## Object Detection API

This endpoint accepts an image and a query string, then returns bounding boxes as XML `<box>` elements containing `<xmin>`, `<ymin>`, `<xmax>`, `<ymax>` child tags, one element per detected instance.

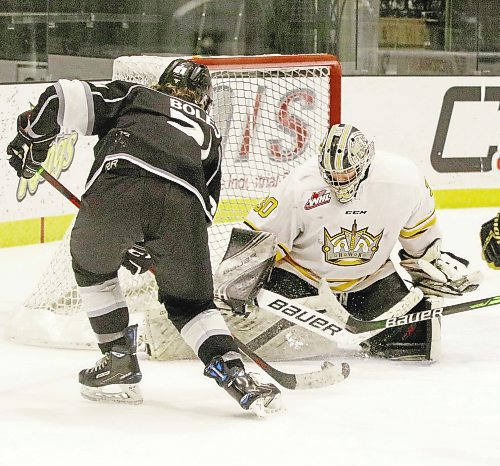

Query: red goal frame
<box><xmin>192</xmin><ymin>53</ymin><xmax>341</xmax><ymax>128</ymax></box>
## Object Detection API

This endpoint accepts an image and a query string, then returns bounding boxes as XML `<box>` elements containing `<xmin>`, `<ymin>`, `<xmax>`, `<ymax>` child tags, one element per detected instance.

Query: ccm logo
<box><xmin>386</xmin><ymin>308</ymin><xmax>443</xmax><ymax>328</ymax></box>
<box><xmin>345</xmin><ymin>210</ymin><xmax>367</xmax><ymax>214</ymax></box>
<box><xmin>267</xmin><ymin>299</ymin><xmax>342</xmax><ymax>336</ymax></box>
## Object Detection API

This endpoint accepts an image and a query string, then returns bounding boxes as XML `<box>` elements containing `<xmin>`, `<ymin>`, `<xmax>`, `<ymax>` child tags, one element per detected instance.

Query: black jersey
<box><xmin>28</xmin><ymin>79</ymin><xmax>222</xmax><ymax>223</ymax></box>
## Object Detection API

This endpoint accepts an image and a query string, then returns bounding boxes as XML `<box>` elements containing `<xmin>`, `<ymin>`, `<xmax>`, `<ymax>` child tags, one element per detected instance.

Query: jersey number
<box><xmin>253</xmin><ymin>196</ymin><xmax>278</xmax><ymax>218</ymax></box>
<box><xmin>168</xmin><ymin>98</ymin><xmax>219</xmax><ymax>160</ymax></box>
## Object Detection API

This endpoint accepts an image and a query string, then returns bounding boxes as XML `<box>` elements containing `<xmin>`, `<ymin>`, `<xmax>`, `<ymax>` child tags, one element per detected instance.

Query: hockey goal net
<box><xmin>6</xmin><ymin>54</ymin><xmax>341</xmax><ymax>351</ymax></box>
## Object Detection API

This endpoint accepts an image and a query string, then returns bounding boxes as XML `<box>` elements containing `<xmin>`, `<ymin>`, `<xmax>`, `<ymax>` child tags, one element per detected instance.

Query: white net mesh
<box><xmin>6</xmin><ymin>54</ymin><xmax>337</xmax><ymax>350</ymax></box>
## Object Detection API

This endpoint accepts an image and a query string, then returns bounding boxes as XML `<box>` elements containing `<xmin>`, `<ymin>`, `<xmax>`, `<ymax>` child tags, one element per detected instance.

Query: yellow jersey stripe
<box><xmin>400</xmin><ymin>213</ymin><xmax>437</xmax><ymax>239</ymax></box>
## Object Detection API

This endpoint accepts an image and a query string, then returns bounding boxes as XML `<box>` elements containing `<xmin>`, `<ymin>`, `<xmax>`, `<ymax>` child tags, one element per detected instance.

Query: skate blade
<box><xmin>80</xmin><ymin>383</ymin><xmax>143</xmax><ymax>405</ymax></box>
<box><xmin>250</xmin><ymin>393</ymin><xmax>284</xmax><ymax>417</ymax></box>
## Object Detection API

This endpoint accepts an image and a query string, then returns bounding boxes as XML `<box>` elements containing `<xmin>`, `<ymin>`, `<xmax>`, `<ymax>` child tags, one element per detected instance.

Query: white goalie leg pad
<box><xmin>141</xmin><ymin>303</ymin><xmax>339</xmax><ymax>362</ymax></box>
<box><xmin>141</xmin><ymin>311</ymin><xmax>196</xmax><ymax>360</ymax></box>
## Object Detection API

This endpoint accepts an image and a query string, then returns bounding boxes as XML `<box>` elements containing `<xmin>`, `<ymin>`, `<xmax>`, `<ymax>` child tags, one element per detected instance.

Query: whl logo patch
<box><xmin>304</xmin><ymin>189</ymin><xmax>331</xmax><ymax>210</ymax></box>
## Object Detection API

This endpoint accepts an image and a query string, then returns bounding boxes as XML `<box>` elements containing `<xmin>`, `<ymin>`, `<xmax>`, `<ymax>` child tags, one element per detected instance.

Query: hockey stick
<box><xmin>38</xmin><ymin>167</ymin><xmax>349</xmax><ymax>389</ymax></box>
<box><xmin>37</xmin><ymin>166</ymin><xmax>81</xmax><ymax>208</ymax></box>
<box><xmin>234</xmin><ymin>335</ymin><xmax>349</xmax><ymax>390</ymax></box>
<box><xmin>255</xmin><ymin>286</ymin><xmax>500</xmax><ymax>336</ymax></box>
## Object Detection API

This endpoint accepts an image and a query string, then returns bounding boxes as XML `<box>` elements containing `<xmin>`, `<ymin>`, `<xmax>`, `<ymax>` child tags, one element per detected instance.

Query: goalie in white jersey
<box><xmin>243</xmin><ymin>124</ymin><xmax>481</xmax><ymax>361</ymax></box>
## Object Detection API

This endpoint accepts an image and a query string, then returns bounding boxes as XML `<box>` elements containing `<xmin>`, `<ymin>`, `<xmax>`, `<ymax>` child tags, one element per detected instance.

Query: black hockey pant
<box><xmin>70</xmin><ymin>172</ymin><xmax>216</xmax><ymax>333</ymax></box>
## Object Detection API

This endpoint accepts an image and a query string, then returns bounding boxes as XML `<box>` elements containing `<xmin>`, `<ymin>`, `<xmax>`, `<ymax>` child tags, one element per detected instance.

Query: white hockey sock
<box><xmin>78</xmin><ymin>277</ymin><xmax>128</xmax><ymax>344</ymax></box>
<box><xmin>180</xmin><ymin>308</ymin><xmax>232</xmax><ymax>355</ymax></box>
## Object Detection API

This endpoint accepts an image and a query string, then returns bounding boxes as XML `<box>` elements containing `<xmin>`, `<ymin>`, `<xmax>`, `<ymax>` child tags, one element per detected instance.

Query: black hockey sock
<box><xmin>98</xmin><ymin>336</ymin><xmax>128</xmax><ymax>354</ymax></box>
<box><xmin>197</xmin><ymin>334</ymin><xmax>242</xmax><ymax>366</ymax></box>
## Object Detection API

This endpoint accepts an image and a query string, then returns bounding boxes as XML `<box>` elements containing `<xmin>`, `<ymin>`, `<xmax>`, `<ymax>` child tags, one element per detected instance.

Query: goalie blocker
<box><xmin>214</xmin><ymin>228</ymin><xmax>277</xmax><ymax>314</ymax></box>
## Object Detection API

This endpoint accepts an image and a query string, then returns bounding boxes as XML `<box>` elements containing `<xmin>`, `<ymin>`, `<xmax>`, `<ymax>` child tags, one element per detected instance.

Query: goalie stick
<box><xmin>37</xmin><ymin>167</ymin><xmax>349</xmax><ymax>389</ymax></box>
<box><xmin>318</xmin><ymin>288</ymin><xmax>500</xmax><ymax>334</ymax></box>
<box><xmin>255</xmin><ymin>286</ymin><xmax>500</xmax><ymax>336</ymax></box>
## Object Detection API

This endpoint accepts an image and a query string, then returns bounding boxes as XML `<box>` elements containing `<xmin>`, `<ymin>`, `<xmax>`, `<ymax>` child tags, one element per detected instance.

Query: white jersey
<box><xmin>244</xmin><ymin>151</ymin><xmax>441</xmax><ymax>293</ymax></box>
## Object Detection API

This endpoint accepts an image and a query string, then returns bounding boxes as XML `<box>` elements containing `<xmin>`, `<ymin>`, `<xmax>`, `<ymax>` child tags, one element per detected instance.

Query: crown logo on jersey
<box><xmin>322</xmin><ymin>220</ymin><xmax>383</xmax><ymax>266</ymax></box>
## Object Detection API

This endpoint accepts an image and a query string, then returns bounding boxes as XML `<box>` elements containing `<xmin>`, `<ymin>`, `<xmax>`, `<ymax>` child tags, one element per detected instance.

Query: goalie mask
<box><xmin>158</xmin><ymin>58</ymin><xmax>213</xmax><ymax>112</ymax></box>
<box><xmin>318</xmin><ymin>124</ymin><xmax>374</xmax><ymax>203</ymax></box>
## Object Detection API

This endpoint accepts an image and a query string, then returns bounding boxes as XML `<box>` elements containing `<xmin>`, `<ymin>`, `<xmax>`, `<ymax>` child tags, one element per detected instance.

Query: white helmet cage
<box><xmin>318</xmin><ymin>124</ymin><xmax>375</xmax><ymax>203</ymax></box>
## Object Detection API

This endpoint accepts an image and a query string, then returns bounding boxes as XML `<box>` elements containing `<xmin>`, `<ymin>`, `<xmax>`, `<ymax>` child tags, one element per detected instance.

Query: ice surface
<box><xmin>0</xmin><ymin>208</ymin><xmax>499</xmax><ymax>466</ymax></box>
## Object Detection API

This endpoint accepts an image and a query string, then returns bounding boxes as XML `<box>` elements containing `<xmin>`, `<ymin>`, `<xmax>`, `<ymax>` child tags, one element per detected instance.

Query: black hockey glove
<box><xmin>480</xmin><ymin>212</ymin><xmax>500</xmax><ymax>269</ymax></box>
<box><xmin>122</xmin><ymin>242</ymin><xmax>153</xmax><ymax>275</ymax></box>
<box><xmin>7</xmin><ymin>111</ymin><xmax>58</xmax><ymax>179</ymax></box>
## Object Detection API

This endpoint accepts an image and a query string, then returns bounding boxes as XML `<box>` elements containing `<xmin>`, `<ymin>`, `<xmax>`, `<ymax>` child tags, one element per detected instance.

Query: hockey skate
<box><xmin>79</xmin><ymin>325</ymin><xmax>143</xmax><ymax>404</ymax></box>
<box><xmin>204</xmin><ymin>352</ymin><xmax>282</xmax><ymax>417</ymax></box>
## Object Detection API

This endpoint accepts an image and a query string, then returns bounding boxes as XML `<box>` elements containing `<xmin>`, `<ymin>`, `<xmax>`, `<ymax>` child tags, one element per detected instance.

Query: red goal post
<box><xmin>6</xmin><ymin>53</ymin><xmax>342</xmax><ymax>352</ymax></box>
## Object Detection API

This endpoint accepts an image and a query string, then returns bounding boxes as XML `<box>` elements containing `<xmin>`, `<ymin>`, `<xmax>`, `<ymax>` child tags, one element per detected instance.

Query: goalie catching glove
<box><xmin>399</xmin><ymin>239</ymin><xmax>482</xmax><ymax>297</ymax></box>
<box><xmin>7</xmin><ymin>110</ymin><xmax>59</xmax><ymax>179</ymax></box>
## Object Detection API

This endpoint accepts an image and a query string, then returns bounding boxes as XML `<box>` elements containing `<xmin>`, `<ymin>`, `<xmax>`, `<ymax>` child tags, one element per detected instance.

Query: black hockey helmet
<box><xmin>158</xmin><ymin>58</ymin><xmax>213</xmax><ymax>112</ymax></box>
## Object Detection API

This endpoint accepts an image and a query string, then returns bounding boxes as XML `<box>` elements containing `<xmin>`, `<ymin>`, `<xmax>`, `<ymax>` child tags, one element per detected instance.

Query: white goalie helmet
<box><xmin>318</xmin><ymin>123</ymin><xmax>375</xmax><ymax>203</ymax></box>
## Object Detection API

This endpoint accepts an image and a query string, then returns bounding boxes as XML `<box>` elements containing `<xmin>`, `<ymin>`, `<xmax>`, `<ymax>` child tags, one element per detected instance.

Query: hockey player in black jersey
<box><xmin>7</xmin><ymin>58</ymin><xmax>281</xmax><ymax>416</ymax></box>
